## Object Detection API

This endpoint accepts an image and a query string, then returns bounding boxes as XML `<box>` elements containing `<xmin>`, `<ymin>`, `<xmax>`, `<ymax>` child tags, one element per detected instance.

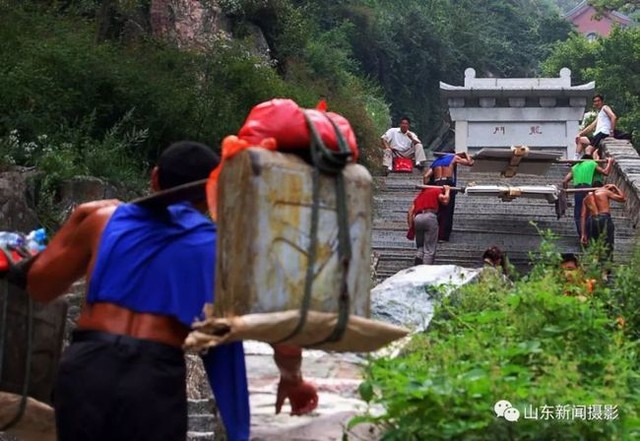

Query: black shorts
<box><xmin>588</xmin><ymin>132</ymin><xmax>608</xmax><ymax>148</ymax></box>
<box><xmin>54</xmin><ymin>330</ymin><xmax>187</xmax><ymax>441</ymax></box>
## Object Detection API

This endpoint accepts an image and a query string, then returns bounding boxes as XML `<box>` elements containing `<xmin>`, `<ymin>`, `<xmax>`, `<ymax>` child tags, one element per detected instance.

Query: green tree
<box><xmin>542</xmin><ymin>28</ymin><xmax>640</xmax><ymax>145</ymax></box>
<box><xmin>589</xmin><ymin>0</ymin><xmax>640</xmax><ymax>14</ymax></box>
<box><xmin>294</xmin><ymin>0</ymin><xmax>572</xmax><ymax>142</ymax></box>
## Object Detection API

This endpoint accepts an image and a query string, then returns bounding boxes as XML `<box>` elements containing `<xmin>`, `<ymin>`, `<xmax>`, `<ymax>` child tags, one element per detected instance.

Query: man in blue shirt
<box><xmin>25</xmin><ymin>141</ymin><xmax>317</xmax><ymax>441</ymax></box>
<box><xmin>422</xmin><ymin>152</ymin><xmax>474</xmax><ymax>242</ymax></box>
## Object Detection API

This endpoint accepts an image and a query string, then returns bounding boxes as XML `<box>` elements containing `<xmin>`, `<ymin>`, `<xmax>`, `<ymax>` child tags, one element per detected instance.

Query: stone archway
<box><xmin>440</xmin><ymin>68</ymin><xmax>595</xmax><ymax>159</ymax></box>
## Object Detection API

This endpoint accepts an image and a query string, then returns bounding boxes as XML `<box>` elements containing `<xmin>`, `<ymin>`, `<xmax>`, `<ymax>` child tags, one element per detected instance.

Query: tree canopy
<box><xmin>542</xmin><ymin>27</ymin><xmax>640</xmax><ymax>143</ymax></box>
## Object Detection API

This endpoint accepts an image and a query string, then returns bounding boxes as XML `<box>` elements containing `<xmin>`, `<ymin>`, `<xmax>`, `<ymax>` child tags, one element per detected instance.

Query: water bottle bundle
<box><xmin>0</xmin><ymin>228</ymin><xmax>47</xmax><ymax>255</ymax></box>
<box><xmin>0</xmin><ymin>229</ymin><xmax>47</xmax><ymax>275</ymax></box>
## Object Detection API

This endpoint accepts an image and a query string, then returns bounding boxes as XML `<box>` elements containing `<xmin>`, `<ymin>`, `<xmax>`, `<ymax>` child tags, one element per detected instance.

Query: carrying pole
<box><xmin>556</xmin><ymin>159</ymin><xmax>608</xmax><ymax>164</ymax></box>
<box><xmin>563</xmin><ymin>187</ymin><xmax>603</xmax><ymax>194</ymax></box>
<box><xmin>415</xmin><ymin>184</ymin><xmax>465</xmax><ymax>192</ymax></box>
<box><xmin>129</xmin><ymin>179</ymin><xmax>208</xmax><ymax>209</ymax></box>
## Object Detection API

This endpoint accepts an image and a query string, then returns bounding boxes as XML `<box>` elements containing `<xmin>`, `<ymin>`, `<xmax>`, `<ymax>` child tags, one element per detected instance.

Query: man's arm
<box><xmin>603</xmin><ymin>105</ymin><xmax>616</xmax><ymax>133</ymax></box>
<box><xmin>406</xmin><ymin>131</ymin><xmax>420</xmax><ymax>145</ymax></box>
<box><xmin>27</xmin><ymin>200</ymin><xmax>119</xmax><ymax>303</ymax></box>
<box><xmin>407</xmin><ymin>203</ymin><xmax>415</xmax><ymax>227</ymax></box>
<box><xmin>605</xmin><ymin>184</ymin><xmax>627</xmax><ymax>203</ymax></box>
<box><xmin>454</xmin><ymin>153</ymin><xmax>474</xmax><ymax>167</ymax></box>
<box><xmin>580</xmin><ymin>198</ymin><xmax>589</xmax><ymax>245</ymax></box>
<box><xmin>578</xmin><ymin>120</ymin><xmax>596</xmax><ymax>137</ymax></box>
<box><xmin>422</xmin><ymin>167</ymin><xmax>433</xmax><ymax>185</ymax></box>
<box><xmin>438</xmin><ymin>186</ymin><xmax>451</xmax><ymax>205</ymax></box>
<box><xmin>272</xmin><ymin>344</ymin><xmax>318</xmax><ymax>416</ymax></box>
<box><xmin>596</xmin><ymin>157</ymin><xmax>614</xmax><ymax>176</ymax></box>
<box><xmin>381</xmin><ymin>129</ymin><xmax>392</xmax><ymax>150</ymax></box>
<box><xmin>562</xmin><ymin>170</ymin><xmax>573</xmax><ymax>188</ymax></box>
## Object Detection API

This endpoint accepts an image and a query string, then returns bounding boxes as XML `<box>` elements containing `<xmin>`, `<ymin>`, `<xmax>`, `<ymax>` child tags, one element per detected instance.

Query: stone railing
<box><xmin>601</xmin><ymin>138</ymin><xmax>640</xmax><ymax>230</ymax></box>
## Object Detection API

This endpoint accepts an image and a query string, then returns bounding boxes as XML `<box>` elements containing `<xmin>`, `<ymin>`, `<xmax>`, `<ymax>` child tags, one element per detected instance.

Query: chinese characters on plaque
<box><xmin>491</xmin><ymin>125</ymin><xmax>543</xmax><ymax>136</ymax></box>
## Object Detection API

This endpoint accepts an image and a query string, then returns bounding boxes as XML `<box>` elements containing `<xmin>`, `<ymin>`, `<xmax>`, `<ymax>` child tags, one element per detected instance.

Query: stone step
<box><xmin>372</xmin><ymin>158</ymin><xmax>637</xmax><ymax>282</ymax></box>
<box><xmin>187</xmin><ymin>431</ymin><xmax>214</xmax><ymax>441</ymax></box>
<box><xmin>188</xmin><ymin>414</ymin><xmax>216</xmax><ymax>433</ymax></box>
<box><xmin>187</xmin><ymin>399</ymin><xmax>217</xmax><ymax>436</ymax></box>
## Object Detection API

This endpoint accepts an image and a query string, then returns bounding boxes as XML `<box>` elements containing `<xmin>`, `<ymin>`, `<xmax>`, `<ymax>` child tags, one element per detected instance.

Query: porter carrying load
<box><xmin>185</xmin><ymin>99</ymin><xmax>409</xmax><ymax>353</ymax></box>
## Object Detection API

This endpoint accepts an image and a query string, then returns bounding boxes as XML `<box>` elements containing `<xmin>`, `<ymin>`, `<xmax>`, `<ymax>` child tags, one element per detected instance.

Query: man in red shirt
<box><xmin>407</xmin><ymin>185</ymin><xmax>451</xmax><ymax>265</ymax></box>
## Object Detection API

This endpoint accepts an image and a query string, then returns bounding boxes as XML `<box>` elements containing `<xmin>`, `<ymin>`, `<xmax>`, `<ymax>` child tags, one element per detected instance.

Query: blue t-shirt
<box><xmin>87</xmin><ymin>202</ymin><xmax>250</xmax><ymax>440</ymax></box>
<box><xmin>430</xmin><ymin>154</ymin><xmax>455</xmax><ymax>168</ymax></box>
<box><xmin>429</xmin><ymin>154</ymin><xmax>457</xmax><ymax>185</ymax></box>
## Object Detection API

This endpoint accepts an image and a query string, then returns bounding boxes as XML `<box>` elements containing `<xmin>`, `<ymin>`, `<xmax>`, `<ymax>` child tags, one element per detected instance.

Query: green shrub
<box><xmin>355</xmin><ymin>242</ymin><xmax>640</xmax><ymax>440</ymax></box>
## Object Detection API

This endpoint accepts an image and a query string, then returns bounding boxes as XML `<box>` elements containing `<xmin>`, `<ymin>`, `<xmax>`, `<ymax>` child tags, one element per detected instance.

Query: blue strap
<box><xmin>200</xmin><ymin>342</ymin><xmax>250</xmax><ymax>441</ymax></box>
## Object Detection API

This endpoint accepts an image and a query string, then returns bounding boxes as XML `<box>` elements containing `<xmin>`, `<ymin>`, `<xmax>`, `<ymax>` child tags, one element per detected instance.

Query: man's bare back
<box><xmin>423</xmin><ymin>153</ymin><xmax>474</xmax><ymax>184</ymax></box>
<box><xmin>584</xmin><ymin>184</ymin><xmax>626</xmax><ymax>216</ymax></box>
<box><xmin>580</xmin><ymin>184</ymin><xmax>626</xmax><ymax>245</ymax></box>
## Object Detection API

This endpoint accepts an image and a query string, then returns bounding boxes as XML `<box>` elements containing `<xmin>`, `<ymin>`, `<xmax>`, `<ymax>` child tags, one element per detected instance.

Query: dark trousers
<box><xmin>587</xmin><ymin>213</ymin><xmax>615</xmax><ymax>260</ymax></box>
<box><xmin>574</xmin><ymin>184</ymin><xmax>591</xmax><ymax>237</ymax></box>
<box><xmin>435</xmin><ymin>177</ymin><xmax>456</xmax><ymax>241</ymax></box>
<box><xmin>54</xmin><ymin>330</ymin><xmax>187</xmax><ymax>441</ymax></box>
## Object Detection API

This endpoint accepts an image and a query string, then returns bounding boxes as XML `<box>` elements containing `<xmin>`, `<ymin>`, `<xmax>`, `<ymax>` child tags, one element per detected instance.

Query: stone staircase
<box><xmin>373</xmin><ymin>161</ymin><xmax>638</xmax><ymax>280</ymax></box>
<box><xmin>187</xmin><ymin>399</ymin><xmax>218</xmax><ymax>440</ymax></box>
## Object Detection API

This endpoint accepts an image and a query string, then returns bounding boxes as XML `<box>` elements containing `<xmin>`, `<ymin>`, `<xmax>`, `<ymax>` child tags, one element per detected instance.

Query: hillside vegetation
<box><xmin>0</xmin><ymin>0</ymin><xmax>571</xmax><ymax>193</ymax></box>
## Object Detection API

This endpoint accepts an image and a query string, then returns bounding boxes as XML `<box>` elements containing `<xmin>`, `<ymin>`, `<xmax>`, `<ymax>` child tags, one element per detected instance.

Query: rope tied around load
<box><xmin>275</xmin><ymin>111</ymin><xmax>353</xmax><ymax>346</ymax></box>
<box><xmin>499</xmin><ymin>186</ymin><xmax>523</xmax><ymax>202</ymax></box>
<box><xmin>502</xmin><ymin>145</ymin><xmax>530</xmax><ymax>178</ymax></box>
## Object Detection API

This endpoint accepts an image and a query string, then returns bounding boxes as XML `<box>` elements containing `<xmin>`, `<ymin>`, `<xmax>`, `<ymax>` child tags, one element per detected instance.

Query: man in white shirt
<box><xmin>575</xmin><ymin>94</ymin><xmax>616</xmax><ymax>158</ymax></box>
<box><xmin>381</xmin><ymin>116</ymin><xmax>427</xmax><ymax>172</ymax></box>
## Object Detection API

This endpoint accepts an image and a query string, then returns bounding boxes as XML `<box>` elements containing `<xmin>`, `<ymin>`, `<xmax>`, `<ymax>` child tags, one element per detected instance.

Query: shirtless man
<box><xmin>580</xmin><ymin>184</ymin><xmax>626</xmax><ymax>260</ymax></box>
<box><xmin>422</xmin><ymin>152</ymin><xmax>474</xmax><ymax>241</ymax></box>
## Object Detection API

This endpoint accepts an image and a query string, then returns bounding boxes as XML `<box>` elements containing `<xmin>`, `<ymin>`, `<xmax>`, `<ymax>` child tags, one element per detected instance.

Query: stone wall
<box><xmin>601</xmin><ymin>138</ymin><xmax>640</xmax><ymax>231</ymax></box>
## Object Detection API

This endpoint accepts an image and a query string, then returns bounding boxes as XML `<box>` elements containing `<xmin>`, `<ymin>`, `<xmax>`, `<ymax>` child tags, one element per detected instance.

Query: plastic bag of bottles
<box><xmin>0</xmin><ymin>228</ymin><xmax>47</xmax><ymax>255</ymax></box>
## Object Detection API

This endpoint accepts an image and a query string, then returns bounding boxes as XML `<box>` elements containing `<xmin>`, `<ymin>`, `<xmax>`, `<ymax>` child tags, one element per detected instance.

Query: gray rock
<box><xmin>371</xmin><ymin>264</ymin><xmax>479</xmax><ymax>332</ymax></box>
<box><xmin>0</xmin><ymin>167</ymin><xmax>40</xmax><ymax>232</ymax></box>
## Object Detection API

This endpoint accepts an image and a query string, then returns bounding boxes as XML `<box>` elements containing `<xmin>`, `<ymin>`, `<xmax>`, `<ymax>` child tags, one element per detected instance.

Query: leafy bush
<box><xmin>355</xmin><ymin>241</ymin><xmax>640</xmax><ymax>440</ymax></box>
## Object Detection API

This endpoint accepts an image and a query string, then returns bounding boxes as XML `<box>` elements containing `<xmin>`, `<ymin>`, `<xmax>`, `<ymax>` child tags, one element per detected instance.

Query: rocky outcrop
<box><xmin>148</xmin><ymin>0</ymin><xmax>272</xmax><ymax>61</ymax></box>
<box><xmin>0</xmin><ymin>167</ymin><xmax>40</xmax><ymax>232</ymax></box>
<box><xmin>150</xmin><ymin>0</ymin><xmax>232</xmax><ymax>47</ymax></box>
<box><xmin>59</xmin><ymin>176</ymin><xmax>118</xmax><ymax>207</ymax></box>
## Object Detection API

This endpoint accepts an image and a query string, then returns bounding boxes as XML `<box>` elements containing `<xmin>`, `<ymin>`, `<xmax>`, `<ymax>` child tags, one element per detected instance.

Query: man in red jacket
<box><xmin>407</xmin><ymin>185</ymin><xmax>451</xmax><ymax>265</ymax></box>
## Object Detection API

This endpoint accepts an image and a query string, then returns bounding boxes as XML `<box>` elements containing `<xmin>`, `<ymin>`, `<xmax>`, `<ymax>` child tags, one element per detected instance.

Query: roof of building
<box><xmin>440</xmin><ymin>68</ymin><xmax>595</xmax><ymax>98</ymax></box>
<box><xmin>564</xmin><ymin>0</ymin><xmax>633</xmax><ymax>25</ymax></box>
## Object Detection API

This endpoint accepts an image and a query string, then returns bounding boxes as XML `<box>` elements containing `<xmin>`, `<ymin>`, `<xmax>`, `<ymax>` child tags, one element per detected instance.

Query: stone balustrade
<box><xmin>601</xmin><ymin>138</ymin><xmax>640</xmax><ymax>230</ymax></box>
